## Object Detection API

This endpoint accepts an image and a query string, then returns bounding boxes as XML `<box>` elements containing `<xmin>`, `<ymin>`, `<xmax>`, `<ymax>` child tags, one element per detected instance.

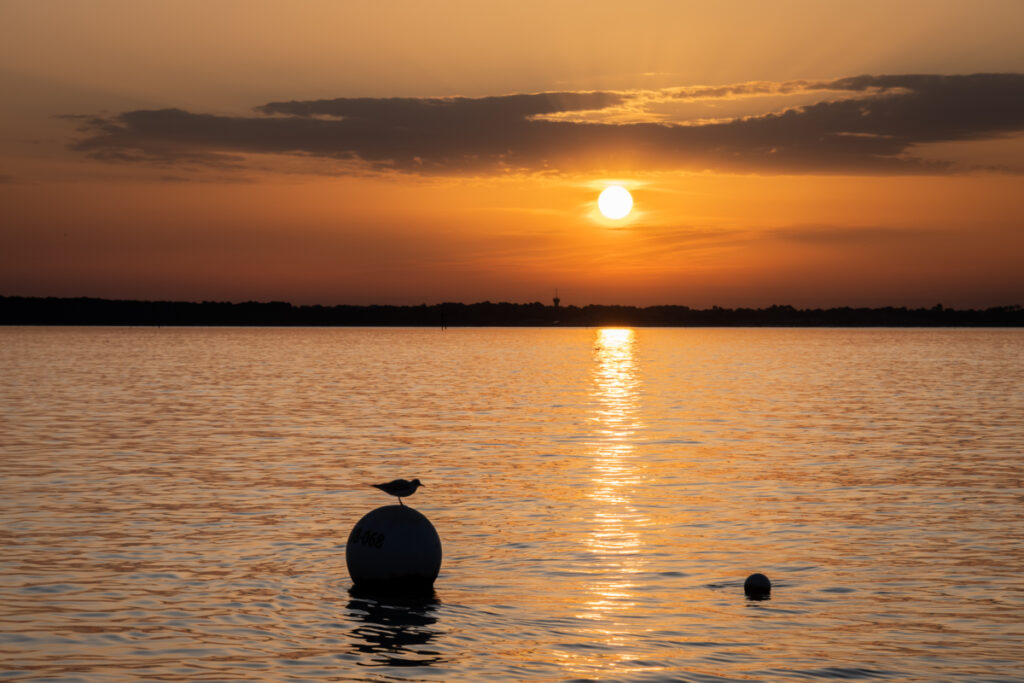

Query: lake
<box><xmin>1</xmin><ymin>327</ymin><xmax>1022</xmax><ymax>681</ymax></box>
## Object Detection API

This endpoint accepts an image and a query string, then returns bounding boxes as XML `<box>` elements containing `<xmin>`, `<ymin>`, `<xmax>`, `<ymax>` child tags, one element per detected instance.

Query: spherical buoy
<box><xmin>346</xmin><ymin>505</ymin><xmax>442</xmax><ymax>594</ymax></box>
<box><xmin>744</xmin><ymin>572</ymin><xmax>771</xmax><ymax>597</ymax></box>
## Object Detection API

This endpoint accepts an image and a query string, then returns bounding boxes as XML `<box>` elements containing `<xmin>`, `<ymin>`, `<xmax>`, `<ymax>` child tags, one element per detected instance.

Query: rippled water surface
<box><xmin>1</xmin><ymin>327</ymin><xmax>1022</xmax><ymax>681</ymax></box>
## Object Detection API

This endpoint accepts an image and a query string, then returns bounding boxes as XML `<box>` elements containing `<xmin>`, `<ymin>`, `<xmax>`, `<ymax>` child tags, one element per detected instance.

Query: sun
<box><xmin>598</xmin><ymin>185</ymin><xmax>633</xmax><ymax>219</ymax></box>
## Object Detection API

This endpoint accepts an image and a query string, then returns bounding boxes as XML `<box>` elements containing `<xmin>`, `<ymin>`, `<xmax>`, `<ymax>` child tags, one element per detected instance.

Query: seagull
<box><xmin>371</xmin><ymin>478</ymin><xmax>423</xmax><ymax>506</ymax></box>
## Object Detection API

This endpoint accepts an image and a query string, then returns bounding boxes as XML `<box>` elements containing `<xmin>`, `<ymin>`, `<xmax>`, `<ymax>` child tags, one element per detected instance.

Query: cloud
<box><xmin>255</xmin><ymin>91</ymin><xmax>623</xmax><ymax>119</ymax></box>
<box><xmin>766</xmin><ymin>224</ymin><xmax>938</xmax><ymax>246</ymax></box>
<box><xmin>67</xmin><ymin>74</ymin><xmax>1024</xmax><ymax>175</ymax></box>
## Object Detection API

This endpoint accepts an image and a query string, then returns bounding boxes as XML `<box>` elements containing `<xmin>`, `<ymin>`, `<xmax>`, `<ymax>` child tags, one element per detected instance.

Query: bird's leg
<box><xmin>399</xmin><ymin>497</ymin><xmax>404</xmax><ymax>506</ymax></box>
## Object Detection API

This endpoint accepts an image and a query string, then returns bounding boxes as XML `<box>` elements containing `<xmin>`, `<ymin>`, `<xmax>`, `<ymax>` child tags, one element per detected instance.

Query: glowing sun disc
<box><xmin>598</xmin><ymin>185</ymin><xmax>633</xmax><ymax>219</ymax></box>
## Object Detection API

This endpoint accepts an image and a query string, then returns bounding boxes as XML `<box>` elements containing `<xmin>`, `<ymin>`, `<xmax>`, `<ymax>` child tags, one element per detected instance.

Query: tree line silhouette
<box><xmin>2</xmin><ymin>296</ymin><xmax>1021</xmax><ymax>326</ymax></box>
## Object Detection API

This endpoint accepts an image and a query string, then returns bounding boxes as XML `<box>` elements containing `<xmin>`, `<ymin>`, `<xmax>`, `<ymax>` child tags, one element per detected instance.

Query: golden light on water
<box><xmin>5</xmin><ymin>326</ymin><xmax>1023</xmax><ymax>680</ymax></box>
<box><xmin>581</xmin><ymin>327</ymin><xmax>649</xmax><ymax>629</ymax></box>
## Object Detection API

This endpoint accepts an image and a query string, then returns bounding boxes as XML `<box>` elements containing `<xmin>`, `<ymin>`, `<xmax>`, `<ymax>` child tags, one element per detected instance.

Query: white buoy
<box><xmin>346</xmin><ymin>505</ymin><xmax>442</xmax><ymax>594</ymax></box>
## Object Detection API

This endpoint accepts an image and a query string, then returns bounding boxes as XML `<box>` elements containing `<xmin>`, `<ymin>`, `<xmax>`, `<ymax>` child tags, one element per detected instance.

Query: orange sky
<box><xmin>2</xmin><ymin>1</ymin><xmax>1023</xmax><ymax>308</ymax></box>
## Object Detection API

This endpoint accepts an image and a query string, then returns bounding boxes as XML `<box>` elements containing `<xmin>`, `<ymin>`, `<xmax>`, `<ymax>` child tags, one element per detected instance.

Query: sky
<box><xmin>2</xmin><ymin>0</ymin><xmax>1023</xmax><ymax>308</ymax></box>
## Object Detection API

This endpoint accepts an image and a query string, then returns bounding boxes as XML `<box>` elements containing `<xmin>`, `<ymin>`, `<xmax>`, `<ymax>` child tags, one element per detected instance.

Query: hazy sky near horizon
<box><xmin>2</xmin><ymin>0</ymin><xmax>1023</xmax><ymax>308</ymax></box>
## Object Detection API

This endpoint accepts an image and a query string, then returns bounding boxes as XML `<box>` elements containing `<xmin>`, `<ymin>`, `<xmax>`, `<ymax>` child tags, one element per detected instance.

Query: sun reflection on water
<box><xmin>580</xmin><ymin>328</ymin><xmax>648</xmax><ymax>627</ymax></box>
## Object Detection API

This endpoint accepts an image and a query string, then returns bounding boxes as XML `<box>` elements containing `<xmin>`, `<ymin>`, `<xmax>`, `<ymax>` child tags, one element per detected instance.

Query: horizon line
<box><xmin>2</xmin><ymin>294</ymin><xmax>1021</xmax><ymax>313</ymax></box>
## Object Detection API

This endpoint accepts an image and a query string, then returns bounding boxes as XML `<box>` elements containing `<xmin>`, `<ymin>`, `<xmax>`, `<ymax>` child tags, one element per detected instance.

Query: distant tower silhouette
<box><xmin>553</xmin><ymin>289</ymin><xmax>561</xmax><ymax>307</ymax></box>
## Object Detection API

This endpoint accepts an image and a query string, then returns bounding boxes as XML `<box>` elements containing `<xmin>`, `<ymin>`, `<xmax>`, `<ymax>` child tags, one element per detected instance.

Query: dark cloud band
<box><xmin>68</xmin><ymin>73</ymin><xmax>1024</xmax><ymax>175</ymax></box>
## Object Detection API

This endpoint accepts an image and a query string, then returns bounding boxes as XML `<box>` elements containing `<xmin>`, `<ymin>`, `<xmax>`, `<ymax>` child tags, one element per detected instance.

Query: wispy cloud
<box><xmin>67</xmin><ymin>74</ymin><xmax>1024</xmax><ymax>176</ymax></box>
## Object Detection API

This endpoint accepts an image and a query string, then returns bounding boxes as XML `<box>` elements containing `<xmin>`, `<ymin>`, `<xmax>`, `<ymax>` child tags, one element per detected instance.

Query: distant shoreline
<box><xmin>2</xmin><ymin>296</ymin><xmax>1022</xmax><ymax>327</ymax></box>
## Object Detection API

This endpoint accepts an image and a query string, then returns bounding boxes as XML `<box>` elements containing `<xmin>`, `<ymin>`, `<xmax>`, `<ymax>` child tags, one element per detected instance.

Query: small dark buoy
<box><xmin>346</xmin><ymin>505</ymin><xmax>442</xmax><ymax>595</ymax></box>
<box><xmin>744</xmin><ymin>572</ymin><xmax>771</xmax><ymax>597</ymax></box>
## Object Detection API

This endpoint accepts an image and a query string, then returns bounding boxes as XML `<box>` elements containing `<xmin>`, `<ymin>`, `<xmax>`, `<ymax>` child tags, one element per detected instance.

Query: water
<box><xmin>1</xmin><ymin>327</ymin><xmax>1022</xmax><ymax>681</ymax></box>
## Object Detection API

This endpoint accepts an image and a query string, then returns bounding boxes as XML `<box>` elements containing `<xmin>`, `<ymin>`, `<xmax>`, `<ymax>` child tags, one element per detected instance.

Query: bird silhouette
<box><xmin>371</xmin><ymin>478</ymin><xmax>423</xmax><ymax>505</ymax></box>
